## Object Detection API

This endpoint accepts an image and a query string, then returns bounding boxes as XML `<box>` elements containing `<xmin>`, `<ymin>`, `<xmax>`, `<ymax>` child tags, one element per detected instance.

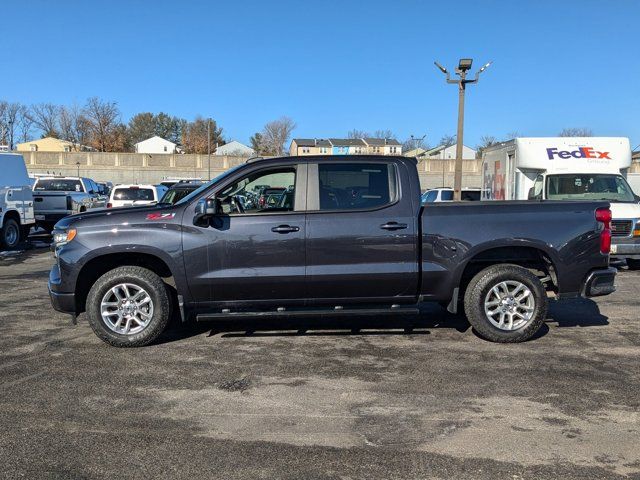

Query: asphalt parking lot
<box><xmin>1</xmin><ymin>242</ymin><xmax>639</xmax><ymax>480</ymax></box>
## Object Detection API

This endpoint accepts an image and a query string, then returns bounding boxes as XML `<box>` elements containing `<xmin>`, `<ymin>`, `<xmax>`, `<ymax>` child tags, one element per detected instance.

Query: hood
<box><xmin>609</xmin><ymin>202</ymin><xmax>640</xmax><ymax>220</ymax></box>
<box><xmin>54</xmin><ymin>204</ymin><xmax>176</xmax><ymax>230</ymax></box>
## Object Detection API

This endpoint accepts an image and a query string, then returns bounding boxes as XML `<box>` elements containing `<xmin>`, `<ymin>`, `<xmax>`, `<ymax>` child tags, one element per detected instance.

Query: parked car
<box><xmin>107</xmin><ymin>184</ymin><xmax>167</xmax><ymax>208</ymax></box>
<box><xmin>422</xmin><ymin>187</ymin><xmax>482</xmax><ymax>203</ymax></box>
<box><xmin>32</xmin><ymin>176</ymin><xmax>106</xmax><ymax>232</ymax></box>
<box><xmin>49</xmin><ymin>155</ymin><xmax>616</xmax><ymax>347</ymax></box>
<box><xmin>159</xmin><ymin>182</ymin><xmax>202</xmax><ymax>205</ymax></box>
<box><xmin>97</xmin><ymin>181</ymin><xmax>113</xmax><ymax>196</ymax></box>
<box><xmin>159</xmin><ymin>178</ymin><xmax>203</xmax><ymax>188</ymax></box>
<box><xmin>0</xmin><ymin>154</ymin><xmax>35</xmax><ymax>248</ymax></box>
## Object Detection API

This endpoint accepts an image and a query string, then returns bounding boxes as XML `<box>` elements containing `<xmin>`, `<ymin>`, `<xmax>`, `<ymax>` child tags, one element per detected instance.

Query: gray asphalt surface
<box><xmin>1</xmin><ymin>242</ymin><xmax>639</xmax><ymax>479</ymax></box>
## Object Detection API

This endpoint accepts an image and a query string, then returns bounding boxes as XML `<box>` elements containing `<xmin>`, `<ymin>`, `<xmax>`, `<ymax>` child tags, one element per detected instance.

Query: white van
<box><xmin>482</xmin><ymin>137</ymin><xmax>640</xmax><ymax>268</ymax></box>
<box><xmin>107</xmin><ymin>184</ymin><xmax>167</xmax><ymax>208</ymax></box>
<box><xmin>0</xmin><ymin>154</ymin><xmax>35</xmax><ymax>248</ymax></box>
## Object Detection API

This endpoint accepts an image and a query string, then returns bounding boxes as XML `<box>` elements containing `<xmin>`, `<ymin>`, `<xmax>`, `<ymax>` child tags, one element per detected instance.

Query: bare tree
<box><xmin>262</xmin><ymin>116</ymin><xmax>296</xmax><ymax>156</ymax></box>
<box><xmin>505</xmin><ymin>131</ymin><xmax>520</xmax><ymax>140</ymax></box>
<box><xmin>83</xmin><ymin>97</ymin><xmax>121</xmax><ymax>151</ymax></box>
<box><xmin>439</xmin><ymin>134</ymin><xmax>456</xmax><ymax>147</ymax></box>
<box><xmin>29</xmin><ymin>103</ymin><xmax>60</xmax><ymax>138</ymax></box>
<box><xmin>372</xmin><ymin>129</ymin><xmax>395</xmax><ymax>140</ymax></box>
<box><xmin>59</xmin><ymin>105</ymin><xmax>92</xmax><ymax>150</ymax></box>
<box><xmin>181</xmin><ymin>116</ymin><xmax>224</xmax><ymax>154</ymax></box>
<box><xmin>0</xmin><ymin>102</ymin><xmax>22</xmax><ymax>149</ymax></box>
<box><xmin>347</xmin><ymin>129</ymin><xmax>369</xmax><ymax>139</ymax></box>
<box><xmin>558</xmin><ymin>127</ymin><xmax>593</xmax><ymax>137</ymax></box>
<box><xmin>17</xmin><ymin>105</ymin><xmax>33</xmax><ymax>144</ymax></box>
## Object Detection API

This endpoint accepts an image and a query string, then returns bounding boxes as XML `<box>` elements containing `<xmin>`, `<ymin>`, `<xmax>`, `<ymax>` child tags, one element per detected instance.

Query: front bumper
<box><xmin>610</xmin><ymin>241</ymin><xmax>640</xmax><ymax>258</ymax></box>
<box><xmin>48</xmin><ymin>263</ymin><xmax>76</xmax><ymax>314</ymax></box>
<box><xmin>583</xmin><ymin>267</ymin><xmax>617</xmax><ymax>297</ymax></box>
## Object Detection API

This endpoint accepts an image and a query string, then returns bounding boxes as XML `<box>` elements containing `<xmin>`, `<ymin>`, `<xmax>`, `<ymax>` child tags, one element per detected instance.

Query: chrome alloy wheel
<box><xmin>484</xmin><ymin>280</ymin><xmax>535</xmax><ymax>331</ymax></box>
<box><xmin>100</xmin><ymin>283</ymin><xmax>154</xmax><ymax>335</ymax></box>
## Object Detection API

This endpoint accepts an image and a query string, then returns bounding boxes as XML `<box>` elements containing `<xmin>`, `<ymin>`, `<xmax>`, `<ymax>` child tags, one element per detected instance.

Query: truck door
<box><xmin>304</xmin><ymin>160</ymin><xmax>419</xmax><ymax>303</ymax></box>
<box><xmin>183</xmin><ymin>163</ymin><xmax>307</xmax><ymax>306</ymax></box>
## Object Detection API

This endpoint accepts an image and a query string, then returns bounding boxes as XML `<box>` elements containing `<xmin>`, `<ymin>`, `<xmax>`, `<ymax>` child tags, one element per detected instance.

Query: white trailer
<box><xmin>482</xmin><ymin>137</ymin><xmax>640</xmax><ymax>268</ymax></box>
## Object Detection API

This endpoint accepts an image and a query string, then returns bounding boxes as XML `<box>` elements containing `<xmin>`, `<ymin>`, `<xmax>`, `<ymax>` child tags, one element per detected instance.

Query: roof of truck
<box><xmin>246</xmin><ymin>154</ymin><xmax>417</xmax><ymax>164</ymax></box>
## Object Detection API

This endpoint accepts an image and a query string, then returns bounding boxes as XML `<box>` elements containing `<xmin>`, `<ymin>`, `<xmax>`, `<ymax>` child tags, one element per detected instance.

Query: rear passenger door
<box><xmin>304</xmin><ymin>160</ymin><xmax>419</xmax><ymax>303</ymax></box>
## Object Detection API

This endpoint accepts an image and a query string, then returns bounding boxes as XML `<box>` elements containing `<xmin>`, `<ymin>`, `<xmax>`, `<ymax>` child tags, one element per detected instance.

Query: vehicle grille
<box><xmin>611</xmin><ymin>220</ymin><xmax>633</xmax><ymax>237</ymax></box>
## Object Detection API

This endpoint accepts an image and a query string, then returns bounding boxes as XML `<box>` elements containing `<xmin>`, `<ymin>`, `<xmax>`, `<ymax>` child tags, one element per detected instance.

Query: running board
<box><xmin>196</xmin><ymin>306</ymin><xmax>420</xmax><ymax>321</ymax></box>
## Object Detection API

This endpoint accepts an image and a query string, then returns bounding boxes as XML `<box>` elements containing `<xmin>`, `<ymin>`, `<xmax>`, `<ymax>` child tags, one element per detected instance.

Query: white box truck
<box><xmin>0</xmin><ymin>153</ymin><xmax>35</xmax><ymax>248</ymax></box>
<box><xmin>482</xmin><ymin>137</ymin><xmax>640</xmax><ymax>268</ymax></box>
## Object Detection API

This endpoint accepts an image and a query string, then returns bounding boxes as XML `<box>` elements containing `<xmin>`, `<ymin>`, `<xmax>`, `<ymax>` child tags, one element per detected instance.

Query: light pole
<box><xmin>75</xmin><ymin>161</ymin><xmax>80</xmax><ymax>177</ymax></box>
<box><xmin>434</xmin><ymin>58</ymin><xmax>492</xmax><ymax>200</ymax></box>
<box><xmin>207</xmin><ymin>118</ymin><xmax>211</xmax><ymax>180</ymax></box>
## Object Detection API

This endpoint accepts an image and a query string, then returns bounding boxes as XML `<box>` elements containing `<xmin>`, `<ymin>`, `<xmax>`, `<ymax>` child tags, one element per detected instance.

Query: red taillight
<box><xmin>106</xmin><ymin>202</ymin><xmax>112</xmax><ymax>208</ymax></box>
<box><xmin>596</xmin><ymin>207</ymin><xmax>612</xmax><ymax>254</ymax></box>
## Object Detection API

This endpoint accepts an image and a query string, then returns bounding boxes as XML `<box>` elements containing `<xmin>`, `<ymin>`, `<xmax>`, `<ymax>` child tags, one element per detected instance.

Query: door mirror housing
<box><xmin>193</xmin><ymin>197</ymin><xmax>219</xmax><ymax>225</ymax></box>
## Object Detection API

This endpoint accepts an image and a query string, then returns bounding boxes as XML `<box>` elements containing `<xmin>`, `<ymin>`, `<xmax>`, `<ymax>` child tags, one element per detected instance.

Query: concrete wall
<box><xmin>21</xmin><ymin>150</ymin><xmax>483</xmax><ymax>190</ymax></box>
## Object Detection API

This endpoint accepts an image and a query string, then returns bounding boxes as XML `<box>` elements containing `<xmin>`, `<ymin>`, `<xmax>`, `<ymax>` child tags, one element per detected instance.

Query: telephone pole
<box><xmin>434</xmin><ymin>58</ymin><xmax>492</xmax><ymax>200</ymax></box>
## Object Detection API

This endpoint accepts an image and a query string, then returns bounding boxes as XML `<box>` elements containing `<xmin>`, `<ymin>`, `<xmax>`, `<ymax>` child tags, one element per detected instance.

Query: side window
<box><xmin>441</xmin><ymin>190</ymin><xmax>454</xmax><ymax>201</ymax></box>
<box><xmin>316</xmin><ymin>163</ymin><xmax>396</xmax><ymax>211</ymax></box>
<box><xmin>529</xmin><ymin>175</ymin><xmax>543</xmax><ymax>200</ymax></box>
<box><xmin>218</xmin><ymin>167</ymin><xmax>296</xmax><ymax>215</ymax></box>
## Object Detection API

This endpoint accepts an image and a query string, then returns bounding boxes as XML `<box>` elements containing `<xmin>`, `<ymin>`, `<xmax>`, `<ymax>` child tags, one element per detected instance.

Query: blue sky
<box><xmin>2</xmin><ymin>0</ymin><xmax>639</xmax><ymax>149</ymax></box>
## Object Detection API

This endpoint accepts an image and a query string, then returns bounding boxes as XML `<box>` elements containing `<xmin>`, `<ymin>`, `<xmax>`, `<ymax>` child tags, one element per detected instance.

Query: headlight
<box><xmin>53</xmin><ymin>228</ymin><xmax>77</xmax><ymax>246</ymax></box>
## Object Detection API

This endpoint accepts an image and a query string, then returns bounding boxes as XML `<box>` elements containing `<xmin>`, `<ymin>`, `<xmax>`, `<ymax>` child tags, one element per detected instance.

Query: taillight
<box><xmin>106</xmin><ymin>202</ymin><xmax>112</xmax><ymax>208</ymax></box>
<box><xmin>596</xmin><ymin>207</ymin><xmax>612</xmax><ymax>254</ymax></box>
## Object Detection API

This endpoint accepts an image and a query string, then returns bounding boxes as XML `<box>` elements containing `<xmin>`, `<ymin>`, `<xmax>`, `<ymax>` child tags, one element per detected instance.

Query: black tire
<box><xmin>1</xmin><ymin>218</ymin><xmax>20</xmax><ymax>249</ymax></box>
<box><xmin>86</xmin><ymin>266</ymin><xmax>171</xmax><ymax>347</ymax></box>
<box><xmin>463</xmin><ymin>264</ymin><xmax>548</xmax><ymax>343</ymax></box>
<box><xmin>626</xmin><ymin>259</ymin><xmax>640</xmax><ymax>271</ymax></box>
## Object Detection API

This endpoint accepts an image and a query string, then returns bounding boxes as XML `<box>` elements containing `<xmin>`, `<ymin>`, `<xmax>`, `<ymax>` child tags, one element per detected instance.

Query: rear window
<box><xmin>34</xmin><ymin>179</ymin><xmax>83</xmax><ymax>192</ymax></box>
<box><xmin>317</xmin><ymin>163</ymin><xmax>396</xmax><ymax>210</ymax></box>
<box><xmin>113</xmin><ymin>188</ymin><xmax>155</xmax><ymax>201</ymax></box>
<box><xmin>161</xmin><ymin>188</ymin><xmax>196</xmax><ymax>204</ymax></box>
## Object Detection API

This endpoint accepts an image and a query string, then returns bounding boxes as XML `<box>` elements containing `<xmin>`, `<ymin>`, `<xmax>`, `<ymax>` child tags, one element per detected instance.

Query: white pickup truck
<box><xmin>0</xmin><ymin>154</ymin><xmax>35</xmax><ymax>248</ymax></box>
<box><xmin>32</xmin><ymin>176</ymin><xmax>106</xmax><ymax>232</ymax></box>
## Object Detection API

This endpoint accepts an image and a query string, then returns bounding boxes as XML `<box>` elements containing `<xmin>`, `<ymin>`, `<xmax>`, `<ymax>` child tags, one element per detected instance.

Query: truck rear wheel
<box><xmin>86</xmin><ymin>266</ymin><xmax>171</xmax><ymax>347</ymax></box>
<box><xmin>1</xmin><ymin>219</ymin><xmax>20</xmax><ymax>249</ymax></box>
<box><xmin>463</xmin><ymin>264</ymin><xmax>547</xmax><ymax>343</ymax></box>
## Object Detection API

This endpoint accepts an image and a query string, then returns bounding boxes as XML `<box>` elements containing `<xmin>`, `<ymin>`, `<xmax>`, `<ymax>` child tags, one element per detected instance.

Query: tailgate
<box><xmin>32</xmin><ymin>192</ymin><xmax>70</xmax><ymax>213</ymax></box>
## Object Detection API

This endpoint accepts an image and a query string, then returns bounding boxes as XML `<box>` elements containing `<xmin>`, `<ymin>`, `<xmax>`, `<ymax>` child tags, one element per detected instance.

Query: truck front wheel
<box><xmin>1</xmin><ymin>219</ymin><xmax>21</xmax><ymax>249</ymax></box>
<box><xmin>86</xmin><ymin>266</ymin><xmax>171</xmax><ymax>347</ymax></box>
<box><xmin>463</xmin><ymin>264</ymin><xmax>548</xmax><ymax>343</ymax></box>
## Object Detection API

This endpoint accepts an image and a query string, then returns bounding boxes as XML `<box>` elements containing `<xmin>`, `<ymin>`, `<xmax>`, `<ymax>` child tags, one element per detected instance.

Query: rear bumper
<box><xmin>583</xmin><ymin>267</ymin><xmax>617</xmax><ymax>297</ymax></box>
<box><xmin>35</xmin><ymin>212</ymin><xmax>71</xmax><ymax>223</ymax></box>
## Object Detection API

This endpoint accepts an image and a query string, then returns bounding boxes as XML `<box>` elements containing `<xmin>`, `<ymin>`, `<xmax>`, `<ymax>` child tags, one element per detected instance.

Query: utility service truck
<box><xmin>482</xmin><ymin>137</ymin><xmax>640</xmax><ymax>269</ymax></box>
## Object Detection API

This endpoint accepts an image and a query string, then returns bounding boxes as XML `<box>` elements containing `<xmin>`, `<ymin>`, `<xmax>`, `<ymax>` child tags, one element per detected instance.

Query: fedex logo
<box><xmin>546</xmin><ymin>147</ymin><xmax>611</xmax><ymax>160</ymax></box>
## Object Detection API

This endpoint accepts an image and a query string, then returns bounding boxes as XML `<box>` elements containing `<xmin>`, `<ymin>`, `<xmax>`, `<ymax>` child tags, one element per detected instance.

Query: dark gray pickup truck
<box><xmin>48</xmin><ymin>155</ymin><xmax>616</xmax><ymax>347</ymax></box>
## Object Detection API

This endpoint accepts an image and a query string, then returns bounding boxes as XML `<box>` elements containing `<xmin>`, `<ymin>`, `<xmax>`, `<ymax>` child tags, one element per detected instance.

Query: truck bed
<box><xmin>420</xmin><ymin>200</ymin><xmax>610</xmax><ymax>301</ymax></box>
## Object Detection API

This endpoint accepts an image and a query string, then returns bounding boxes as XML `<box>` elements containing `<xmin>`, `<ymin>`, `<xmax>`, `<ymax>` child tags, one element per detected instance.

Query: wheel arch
<box><xmin>1</xmin><ymin>209</ymin><xmax>21</xmax><ymax>227</ymax></box>
<box><xmin>456</xmin><ymin>243</ymin><xmax>559</xmax><ymax>299</ymax></box>
<box><xmin>74</xmin><ymin>250</ymin><xmax>177</xmax><ymax>314</ymax></box>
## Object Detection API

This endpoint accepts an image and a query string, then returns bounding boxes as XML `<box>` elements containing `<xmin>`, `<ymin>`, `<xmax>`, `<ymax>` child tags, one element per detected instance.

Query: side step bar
<box><xmin>196</xmin><ymin>306</ymin><xmax>420</xmax><ymax>322</ymax></box>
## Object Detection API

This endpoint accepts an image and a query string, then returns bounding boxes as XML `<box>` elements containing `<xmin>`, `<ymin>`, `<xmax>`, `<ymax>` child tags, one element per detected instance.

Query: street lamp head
<box><xmin>434</xmin><ymin>61</ymin><xmax>448</xmax><ymax>75</ymax></box>
<box><xmin>458</xmin><ymin>58</ymin><xmax>473</xmax><ymax>72</ymax></box>
<box><xmin>478</xmin><ymin>61</ymin><xmax>492</xmax><ymax>74</ymax></box>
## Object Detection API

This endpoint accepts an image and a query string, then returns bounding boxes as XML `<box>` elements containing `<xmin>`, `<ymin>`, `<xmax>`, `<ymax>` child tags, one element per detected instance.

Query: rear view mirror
<box><xmin>193</xmin><ymin>197</ymin><xmax>219</xmax><ymax>225</ymax></box>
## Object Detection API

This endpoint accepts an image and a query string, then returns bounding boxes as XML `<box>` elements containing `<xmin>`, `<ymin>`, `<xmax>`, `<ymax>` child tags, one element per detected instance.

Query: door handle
<box><xmin>271</xmin><ymin>225</ymin><xmax>300</xmax><ymax>234</ymax></box>
<box><xmin>380</xmin><ymin>222</ymin><xmax>408</xmax><ymax>231</ymax></box>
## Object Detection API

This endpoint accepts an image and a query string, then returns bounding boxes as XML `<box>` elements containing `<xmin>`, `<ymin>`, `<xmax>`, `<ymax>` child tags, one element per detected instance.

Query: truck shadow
<box><xmin>158</xmin><ymin>298</ymin><xmax>608</xmax><ymax>344</ymax></box>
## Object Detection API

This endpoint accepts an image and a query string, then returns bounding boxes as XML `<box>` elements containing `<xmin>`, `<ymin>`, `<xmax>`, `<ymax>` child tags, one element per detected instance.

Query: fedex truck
<box><xmin>482</xmin><ymin>137</ymin><xmax>640</xmax><ymax>268</ymax></box>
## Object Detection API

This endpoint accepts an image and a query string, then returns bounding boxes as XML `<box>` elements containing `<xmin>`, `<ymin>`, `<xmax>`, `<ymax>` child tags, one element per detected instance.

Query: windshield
<box><xmin>34</xmin><ymin>179</ymin><xmax>83</xmax><ymax>192</ymax></box>
<box><xmin>546</xmin><ymin>174</ymin><xmax>636</xmax><ymax>202</ymax></box>
<box><xmin>113</xmin><ymin>188</ymin><xmax>155</xmax><ymax>201</ymax></box>
<box><xmin>175</xmin><ymin>165</ymin><xmax>245</xmax><ymax>206</ymax></box>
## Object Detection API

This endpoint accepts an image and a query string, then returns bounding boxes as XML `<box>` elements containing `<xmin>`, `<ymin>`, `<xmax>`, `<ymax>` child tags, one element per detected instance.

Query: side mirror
<box><xmin>527</xmin><ymin>187</ymin><xmax>536</xmax><ymax>200</ymax></box>
<box><xmin>193</xmin><ymin>197</ymin><xmax>219</xmax><ymax>225</ymax></box>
